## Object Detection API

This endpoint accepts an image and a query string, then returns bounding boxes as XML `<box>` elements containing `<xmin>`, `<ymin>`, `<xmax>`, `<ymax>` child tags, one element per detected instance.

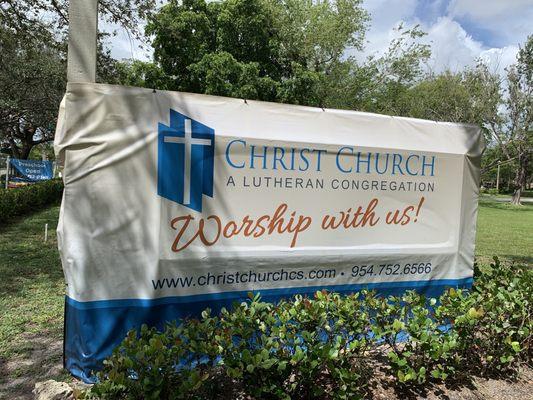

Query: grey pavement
<box><xmin>481</xmin><ymin>195</ymin><xmax>533</xmax><ymax>204</ymax></box>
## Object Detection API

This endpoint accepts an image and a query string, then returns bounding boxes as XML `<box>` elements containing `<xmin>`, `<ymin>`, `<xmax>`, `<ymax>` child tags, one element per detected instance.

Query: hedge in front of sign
<box><xmin>0</xmin><ymin>179</ymin><xmax>63</xmax><ymax>224</ymax></box>
<box><xmin>86</xmin><ymin>259</ymin><xmax>531</xmax><ymax>400</ymax></box>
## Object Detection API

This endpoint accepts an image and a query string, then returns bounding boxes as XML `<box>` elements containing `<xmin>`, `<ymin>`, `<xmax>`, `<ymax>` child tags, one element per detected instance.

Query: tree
<box><xmin>0</xmin><ymin>28</ymin><xmax>126</xmax><ymax>159</ymax></box>
<box><xmin>495</xmin><ymin>36</ymin><xmax>532</xmax><ymax>204</ymax></box>
<box><xmin>0</xmin><ymin>25</ymin><xmax>66</xmax><ymax>159</ymax></box>
<box><xmin>145</xmin><ymin>0</ymin><xmax>369</xmax><ymax>106</ymax></box>
<box><xmin>397</xmin><ymin>63</ymin><xmax>500</xmax><ymax>128</ymax></box>
<box><xmin>0</xmin><ymin>0</ymin><xmax>149</xmax><ymax>159</ymax></box>
<box><xmin>379</xmin><ymin>37</ymin><xmax>531</xmax><ymax>205</ymax></box>
<box><xmin>111</xmin><ymin>60</ymin><xmax>171</xmax><ymax>89</ymax></box>
<box><xmin>0</xmin><ymin>0</ymin><xmax>157</xmax><ymax>40</ymax></box>
<box><xmin>480</xmin><ymin>146</ymin><xmax>525</xmax><ymax>191</ymax></box>
<box><xmin>453</xmin><ymin>37</ymin><xmax>532</xmax><ymax>204</ymax></box>
<box><xmin>118</xmin><ymin>2</ymin><xmax>433</xmax><ymax>112</ymax></box>
<box><xmin>323</xmin><ymin>24</ymin><xmax>431</xmax><ymax>112</ymax></box>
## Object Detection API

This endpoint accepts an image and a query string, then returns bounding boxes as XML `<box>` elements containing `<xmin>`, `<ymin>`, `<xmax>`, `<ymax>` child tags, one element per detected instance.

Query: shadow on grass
<box><xmin>498</xmin><ymin>255</ymin><xmax>533</xmax><ymax>265</ymax></box>
<box><xmin>0</xmin><ymin>199</ymin><xmax>62</xmax><ymax>231</ymax></box>
<box><xmin>0</xmin><ymin>205</ymin><xmax>63</xmax><ymax>298</ymax></box>
<box><xmin>0</xmin><ymin>332</ymin><xmax>66</xmax><ymax>399</ymax></box>
<box><xmin>478</xmin><ymin>199</ymin><xmax>533</xmax><ymax>211</ymax></box>
<box><xmin>476</xmin><ymin>255</ymin><xmax>533</xmax><ymax>266</ymax></box>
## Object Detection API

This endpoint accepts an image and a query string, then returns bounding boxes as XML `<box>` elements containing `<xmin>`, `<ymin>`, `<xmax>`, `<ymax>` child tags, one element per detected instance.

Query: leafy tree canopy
<box><xmin>389</xmin><ymin>36</ymin><xmax>532</xmax><ymax>203</ymax></box>
<box><xmin>0</xmin><ymin>24</ymin><xmax>65</xmax><ymax>159</ymax></box>
<box><xmin>0</xmin><ymin>0</ymin><xmax>137</xmax><ymax>159</ymax></box>
<box><xmin>145</xmin><ymin>0</ymin><xmax>369</xmax><ymax>105</ymax></box>
<box><xmin>0</xmin><ymin>0</ymin><xmax>157</xmax><ymax>39</ymax></box>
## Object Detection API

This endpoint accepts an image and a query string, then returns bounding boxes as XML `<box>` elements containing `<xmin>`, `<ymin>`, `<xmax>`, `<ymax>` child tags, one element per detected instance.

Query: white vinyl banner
<box><xmin>55</xmin><ymin>83</ymin><xmax>484</xmax><ymax>380</ymax></box>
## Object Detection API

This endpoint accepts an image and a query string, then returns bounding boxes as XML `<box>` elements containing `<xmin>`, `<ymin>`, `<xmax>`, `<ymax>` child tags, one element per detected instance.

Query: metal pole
<box><xmin>67</xmin><ymin>0</ymin><xmax>99</xmax><ymax>83</ymax></box>
<box><xmin>496</xmin><ymin>161</ymin><xmax>501</xmax><ymax>192</ymax></box>
<box><xmin>5</xmin><ymin>156</ymin><xmax>10</xmax><ymax>189</ymax></box>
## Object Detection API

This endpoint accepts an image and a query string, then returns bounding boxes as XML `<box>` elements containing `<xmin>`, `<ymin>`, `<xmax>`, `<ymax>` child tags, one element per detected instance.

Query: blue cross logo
<box><xmin>157</xmin><ymin>109</ymin><xmax>215</xmax><ymax>212</ymax></box>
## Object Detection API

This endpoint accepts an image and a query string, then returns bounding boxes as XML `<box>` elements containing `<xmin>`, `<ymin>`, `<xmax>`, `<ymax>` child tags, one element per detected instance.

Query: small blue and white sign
<box><xmin>10</xmin><ymin>158</ymin><xmax>53</xmax><ymax>181</ymax></box>
<box><xmin>157</xmin><ymin>109</ymin><xmax>215</xmax><ymax>212</ymax></box>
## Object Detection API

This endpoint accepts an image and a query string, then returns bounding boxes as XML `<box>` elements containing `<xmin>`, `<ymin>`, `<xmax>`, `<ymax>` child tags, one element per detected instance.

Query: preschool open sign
<box><xmin>55</xmin><ymin>83</ymin><xmax>484</xmax><ymax>381</ymax></box>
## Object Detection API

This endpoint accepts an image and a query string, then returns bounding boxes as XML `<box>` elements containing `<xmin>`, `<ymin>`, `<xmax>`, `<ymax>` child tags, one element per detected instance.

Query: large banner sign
<box><xmin>55</xmin><ymin>83</ymin><xmax>484</xmax><ymax>381</ymax></box>
<box><xmin>10</xmin><ymin>158</ymin><xmax>53</xmax><ymax>181</ymax></box>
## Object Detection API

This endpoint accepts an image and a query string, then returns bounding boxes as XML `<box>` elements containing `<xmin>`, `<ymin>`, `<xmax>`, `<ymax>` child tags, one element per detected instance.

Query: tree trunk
<box><xmin>6</xmin><ymin>131</ymin><xmax>34</xmax><ymax>159</ymax></box>
<box><xmin>19</xmin><ymin>144</ymin><xmax>32</xmax><ymax>160</ymax></box>
<box><xmin>511</xmin><ymin>151</ymin><xmax>529</xmax><ymax>205</ymax></box>
<box><xmin>511</xmin><ymin>187</ymin><xmax>522</xmax><ymax>205</ymax></box>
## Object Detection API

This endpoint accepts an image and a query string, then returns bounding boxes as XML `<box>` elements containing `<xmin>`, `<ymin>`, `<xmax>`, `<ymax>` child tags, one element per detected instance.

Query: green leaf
<box><xmin>467</xmin><ymin>307</ymin><xmax>480</xmax><ymax>319</ymax></box>
<box><xmin>397</xmin><ymin>358</ymin><xmax>408</xmax><ymax>367</ymax></box>
<box><xmin>277</xmin><ymin>361</ymin><xmax>287</xmax><ymax>372</ymax></box>
<box><xmin>397</xmin><ymin>370</ymin><xmax>406</xmax><ymax>382</ymax></box>
<box><xmin>392</xmin><ymin>319</ymin><xmax>404</xmax><ymax>332</ymax></box>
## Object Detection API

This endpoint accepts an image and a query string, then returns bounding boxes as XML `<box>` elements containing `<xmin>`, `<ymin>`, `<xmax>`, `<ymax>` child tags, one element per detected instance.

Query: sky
<box><xmin>358</xmin><ymin>0</ymin><xmax>532</xmax><ymax>74</ymax></box>
<box><xmin>104</xmin><ymin>0</ymin><xmax>532</xmax><ymax>75</ymax></box>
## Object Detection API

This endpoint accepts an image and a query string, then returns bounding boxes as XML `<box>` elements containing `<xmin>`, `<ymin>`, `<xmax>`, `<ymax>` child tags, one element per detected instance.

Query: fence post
<box><xmin>5</xmin><ymin>156</ymin><xmax>10</xmax><ymax>189</ymax></box>
<box><xmin>67</xmin><ymin>0</ymin><xmax>98</xmax><ymax>83</ymax></box>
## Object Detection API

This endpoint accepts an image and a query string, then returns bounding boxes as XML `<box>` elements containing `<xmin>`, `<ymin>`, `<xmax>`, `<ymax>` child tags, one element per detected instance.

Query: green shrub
<box><xmin>88</xmin><ymin>317</ymin><xmax>222</xmax><ymax>400</ymax></box>
<box><xmin>0</xmin><ymin>179</ymin><xmax>63</xmax><ymax>224</ymax></box>
<box><xmin>383</xmin><ymin>258</ymin><xmax>531</xmax><ymax>387</ymax></box>
<box><xmin>218</xmin><ymin>292</ymin><xmax>372</xmax><ymax>399</ymax></box>
<box><xmin>481</xmin><ymin>188</ymin><xmax>499</xmax><ymax>195</ymax></box>
<box><xmin>381</xmin><ymin>292</ymin><xmax>461</xmax><ymax>384</ymax></box>
<box><xmin>441</xmin><ymin>258</ymin><xmax>532</xmax><ymax>375</ymax></box>
<box><xmin>87</xmin><ymin>261</ymin><xmax>532</xmax><ymax>399</ymax></box>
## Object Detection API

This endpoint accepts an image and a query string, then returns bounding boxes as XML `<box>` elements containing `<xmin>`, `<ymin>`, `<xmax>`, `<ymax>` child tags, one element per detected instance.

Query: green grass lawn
<box><xmin>0</xmin><ymin>206</ymin><xmax>64</xmax><ymax>359</ymax></box>
<box><xmin>476</xmin><ymin>199</ymin><xmax>533</xmax><ymax>265</ymax></box>
<box><xmin>0</xmin><ymin>205</ymin><xmax>65</xmax><ymax>392</ymax></box>
<box><xmin>0</xmin><ymin>199</ymin><xmax>531</xmax><ymax>393</ymax></box>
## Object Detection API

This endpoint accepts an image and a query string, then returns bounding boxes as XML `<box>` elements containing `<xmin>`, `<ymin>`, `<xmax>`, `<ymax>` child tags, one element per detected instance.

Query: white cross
<box><xmin>163</xmin><ymin>119</ymin><xmax>212</xmax><ymax>205</ymax></box>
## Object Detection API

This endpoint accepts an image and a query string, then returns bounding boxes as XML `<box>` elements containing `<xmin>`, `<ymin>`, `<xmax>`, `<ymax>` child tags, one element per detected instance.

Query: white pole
<box><xmin>44</xmin><ymin>223</ymin><xmax>49</xmax><ymax>242</ymax></box>
<box><xmin>496</xmin><ymin>161</ymin><xmax>501</xmax><ymax>192</ymax></box>
<box><xmin>5</xmin><ymin>156</ymin><xmax>10</xmax><ymax>189</ymax></box>
<box><xmin>67</xmin><ymin>0</ymin><xmax>99</xmax><ymax>83</ymax></box>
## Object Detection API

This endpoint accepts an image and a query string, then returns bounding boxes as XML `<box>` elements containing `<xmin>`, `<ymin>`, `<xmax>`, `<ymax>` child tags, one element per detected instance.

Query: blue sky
<box><xmin>356</xmin><ymin>0</ymin><xmax>532</xmax><ymax>74</ymax></box>
<box><xmin>105</xmin><ymin>0</ymin><xmax>532</xmax><ymax>74</ymax></box>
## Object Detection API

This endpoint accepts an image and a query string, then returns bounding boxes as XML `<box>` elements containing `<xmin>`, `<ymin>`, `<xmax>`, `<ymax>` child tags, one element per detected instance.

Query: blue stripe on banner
<box><xmin>64</xmin><ymin>278</ymin><xmax>473</xmax><ymax>383</ymax></box>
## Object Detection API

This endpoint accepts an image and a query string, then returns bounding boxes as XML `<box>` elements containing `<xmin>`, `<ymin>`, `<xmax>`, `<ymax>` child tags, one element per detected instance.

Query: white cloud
<box><xmin>423</xmin><ymin>16</ymin><xmax>482</xmax><ymax>72</ymax></box>
<box><xmin>448</xmin><ymin>0</ymin><xmax>531</xmax><ymax>21</ymax></box>
<box><xmin>352</xmin><ymin>1</ymin><xmax>521</xmax><ymax>75</ymax></box>
<box><xmin>363</xmin><ymin>0</ymin><xmax>418</xmax><ymax>28</ymax></box>
<box><xmin>422</xmin><ymin>17</ymin><xmax>519</xmax><ymax>75</ymax></box>
<box><xmin>479</xmin><ymin>45</ymin><xmax>520</xmax><ymax>74</ymax></box>
<box><xmin>447</xmin><ymin>0</ymin><xmax>532</xmax><ymax>45</ymax></box>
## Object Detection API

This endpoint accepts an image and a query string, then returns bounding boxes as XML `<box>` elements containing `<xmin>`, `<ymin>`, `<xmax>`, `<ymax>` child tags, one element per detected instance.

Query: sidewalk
<box><xmin>481</xmin><ymin>195</ymin><xmax>533</xmax><ymax>204</ymax></box>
